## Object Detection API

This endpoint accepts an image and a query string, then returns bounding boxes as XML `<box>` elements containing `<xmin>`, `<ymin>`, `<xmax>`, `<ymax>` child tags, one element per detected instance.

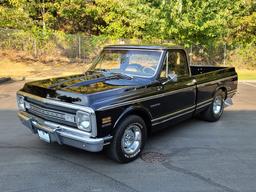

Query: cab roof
<box><xmin>104</xmin><ymin>44</ymin><xmax>184</xmax><ymax>50</ymax></box>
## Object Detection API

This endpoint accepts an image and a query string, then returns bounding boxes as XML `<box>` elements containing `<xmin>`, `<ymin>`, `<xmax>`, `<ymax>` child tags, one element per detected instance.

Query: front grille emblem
<box><xmin>64</xmin><ymin>114</ymin><xmax>75</xmax><ymax>122</ymax></box>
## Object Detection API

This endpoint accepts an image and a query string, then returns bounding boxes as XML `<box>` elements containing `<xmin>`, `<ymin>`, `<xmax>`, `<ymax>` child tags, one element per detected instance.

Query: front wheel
<box><xmin>200</xmin><ymin>90</ymin><xmax>225</xmax><ymax>122</ymax></box>
<box><xmin>107</xmin><ymin>115</ymin><xmax>147</xmax><ymax>163</ymax></box>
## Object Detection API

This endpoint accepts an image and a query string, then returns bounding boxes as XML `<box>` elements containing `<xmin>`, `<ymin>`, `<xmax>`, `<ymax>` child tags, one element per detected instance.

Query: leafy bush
<box><xmin>227</xmin><ymin>45</ymin><xmax>256</xmax><ymax>69</ymax></box>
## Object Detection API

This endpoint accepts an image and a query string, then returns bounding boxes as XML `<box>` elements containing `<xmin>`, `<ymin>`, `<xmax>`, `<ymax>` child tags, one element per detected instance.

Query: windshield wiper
<box><xmin>112</xmin><ymin>72</ymin><xmax>134</xmax><ymax>79</ymax></box>
<box><xmin>93</xmin><ymin>69</ymin><xmax>133</xmax><ymax>79</ymax></box>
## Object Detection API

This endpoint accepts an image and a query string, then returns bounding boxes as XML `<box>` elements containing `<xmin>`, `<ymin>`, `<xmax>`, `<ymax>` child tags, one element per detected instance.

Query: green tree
<box><xmin>87</xmin><ymin>0</ymin><xmax>163</xmax><ymax>39</ymax></box>
<box><xmin>227</xmin><ymin>0</ymin><xmax>256</xmax><ymax>46</ymax></box>
<box><xmin>158</xmin><ymin>0</ymin><xmax>237</xmax><ymax>46</ymax></box>
<box><xmin>0</xmin><ymin>0</ymin><xmax>33</xmax><ymax>29</ymax></box>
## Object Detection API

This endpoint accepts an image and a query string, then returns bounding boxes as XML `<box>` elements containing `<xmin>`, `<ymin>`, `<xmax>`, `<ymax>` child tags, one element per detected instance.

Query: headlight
<box><xmin>17</xmin><ymin>95</ymin><xmax>26</xmax><ymax>111</ymax></box>
<box><xmin>76</xmin><ymin>111</ymin><xmax>92</xmax><ymax>132</ymax></box>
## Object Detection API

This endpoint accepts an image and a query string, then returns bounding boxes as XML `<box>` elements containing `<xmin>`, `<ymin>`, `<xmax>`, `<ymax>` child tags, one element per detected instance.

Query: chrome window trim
<box><xmin>165</xmin><ymin>52</ymin><xmax>169</xmax><ymax>78</ymax></box>
<box><xmin>104</xmin><ymin>48</ymin><xmax>165</xmax><ymax>51</ymax></box>
<box><xmin>17</xmin><ymin>91</ymin><xmax>97</xmax><ymax>137</ymax></box>
<box><xmin>92</xmin><ymin>48</ymin><xmax>164</xmax><ymax>79</ymax></box>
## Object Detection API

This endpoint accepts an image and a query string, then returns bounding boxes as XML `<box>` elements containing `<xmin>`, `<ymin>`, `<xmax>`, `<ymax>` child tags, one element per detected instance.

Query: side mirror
<box><xmin>168</xmin><ymin>72</ymin><xmax>177</xmax><ymax>82</ymax></box>
<box><xmin>162</xmin><ymin>72</ymin><xmax>177</xmax><ymax>85</ymax></box>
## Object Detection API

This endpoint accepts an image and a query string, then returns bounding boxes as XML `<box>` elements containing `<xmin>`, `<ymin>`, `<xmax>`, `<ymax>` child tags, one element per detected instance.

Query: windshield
<box><xmin>90</xmin><ymin>49</ymin><xmax>163</xmax><ymax>78</ymax></box>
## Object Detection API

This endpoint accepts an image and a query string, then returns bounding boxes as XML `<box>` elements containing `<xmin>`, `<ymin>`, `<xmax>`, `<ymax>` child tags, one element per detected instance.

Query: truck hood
<box><xmin>21</xmin><ymin>71</ymin><xmax>151</xmax><ymax>107</ymax></box>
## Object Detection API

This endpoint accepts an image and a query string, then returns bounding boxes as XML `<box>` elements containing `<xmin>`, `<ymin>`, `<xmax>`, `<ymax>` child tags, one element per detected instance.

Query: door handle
<box><xmin>186</xmin><ymin>79</ymin><xmax>197</xmax><ymax>86</ymax></box>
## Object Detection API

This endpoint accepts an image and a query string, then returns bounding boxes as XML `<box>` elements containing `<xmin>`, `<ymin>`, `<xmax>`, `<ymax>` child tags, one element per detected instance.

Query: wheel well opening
<box><xmin>219</xmin><ymin>87</ymin><xmax>227</xmax><ymax>99</ymax></box>
<box><xmin>116</xmin><ymin>110</ymin><xmax>152</xmax><ymax>135</ymax></box>
<box><xmin>134</xmin><ymin>110</ymin><xmax>152</xmax><ymax>134</ymax></box>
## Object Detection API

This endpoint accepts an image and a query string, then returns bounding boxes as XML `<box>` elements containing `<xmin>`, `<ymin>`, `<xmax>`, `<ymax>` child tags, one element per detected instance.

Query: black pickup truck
<box><xmin>17</xmin><ymin>45</ymin><xmax>237</xmax><ymax>163</ymax></box>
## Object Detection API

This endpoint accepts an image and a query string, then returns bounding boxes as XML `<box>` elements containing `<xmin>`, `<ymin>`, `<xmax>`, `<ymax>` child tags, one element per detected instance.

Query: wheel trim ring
<box><xmin>121</xmin><ymin>123</ymin><xmax>142</xmax><ymax>155</ymax></box>
<box><xmin>213</xmin><ymin>96</ymin><xmax>223</xmax><ymax>115</ymax></box>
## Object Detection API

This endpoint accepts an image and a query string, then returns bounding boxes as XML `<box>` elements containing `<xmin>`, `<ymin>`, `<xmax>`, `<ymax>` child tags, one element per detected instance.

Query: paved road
<box><xmin>0</xmin><ymin>81</ymin><xmax>256</xmax><ymax>192</ymax></box>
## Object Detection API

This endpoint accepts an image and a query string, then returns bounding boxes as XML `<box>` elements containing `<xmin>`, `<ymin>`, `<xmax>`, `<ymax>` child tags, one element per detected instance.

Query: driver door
<box><xmin>152</xmin><ymin>49</ymin><xmax>196</xmax><ymax>126</ymax></box>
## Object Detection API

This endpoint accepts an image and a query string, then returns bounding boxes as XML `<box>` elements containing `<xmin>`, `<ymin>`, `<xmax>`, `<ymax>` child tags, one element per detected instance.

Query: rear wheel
<box><xmin>107</xmin><ymin>115</ymin><xmax>147</xmax><ymax>163</ymax></box>
<box><xmin>200</xmin><ymin>90</ymin><xmax>225</xmax><ymax>122</ymax></box>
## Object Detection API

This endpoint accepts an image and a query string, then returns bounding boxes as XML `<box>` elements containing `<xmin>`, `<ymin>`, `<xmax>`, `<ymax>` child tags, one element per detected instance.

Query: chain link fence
<box><xmin>0</xmin><ymin>28</ymin><xmax>228</xmax><ymax>66</ymax></box>
<box><xmin>187</xmin><ymin>44</ymin><xmax>227</xmax><ymax>66</ymax></box>
<box><xmin>0</xmin><ymin>28</ymin><xmax>107</xmax><ymax>63</ymax></box>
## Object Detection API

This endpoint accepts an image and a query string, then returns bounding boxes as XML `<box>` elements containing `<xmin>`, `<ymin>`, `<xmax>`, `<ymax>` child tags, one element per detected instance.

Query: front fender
<box><xmin>113</xmin><ymin>105</ymin><xmax>152</xmax><ymax>130</ymax></box>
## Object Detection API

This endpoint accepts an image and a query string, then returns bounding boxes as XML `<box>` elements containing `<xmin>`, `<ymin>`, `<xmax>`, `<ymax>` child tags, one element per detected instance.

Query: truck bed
<box><xmin>190</xmin><ymin>65</ymin><xmax>232</xmax><ymax>76</ymax></box>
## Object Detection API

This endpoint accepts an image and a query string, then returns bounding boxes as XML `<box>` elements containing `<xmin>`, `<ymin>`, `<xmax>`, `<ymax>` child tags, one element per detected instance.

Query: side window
<box><xmin>168</xmin><ymin>50</ymin><xmax>188</xmax><ymax>77</ymax></box>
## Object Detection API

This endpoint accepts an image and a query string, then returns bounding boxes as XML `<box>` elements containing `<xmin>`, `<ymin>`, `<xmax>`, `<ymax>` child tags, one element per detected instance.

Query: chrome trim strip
<box><xmin>152</xmin><ymin>105</ymin><xmax>195</xmax><ymax>122</ymax></box>
<box><xmin>151</xmin><ymin>98</ymin><xmax>213</xmax><ymax>124</ymax></box>
<box><xmin>197</xmin><ymin>75</ymin><xmax>237</xmax><ymax>88</ymax></box>
<box><xmin>197</xmin><ymin>98</ymin><xmax>213</xmax><ymax>106</ymax></box>
<box><xmin>98</xmin><ymin>86</ymin><xmax>196</xmax><ymax>111</ymax></box>
<box><xmin>227</xmin><ymin>90</ymin><xmax>237</xmax><ymax>95</ymax></box>
<box><xmin>196</xmin><ymin>102</ymin><xmax>212</xmax><ymax>109</ymax></box>
<box><xmin>17</xmin><ymin>91</ymin><xmax>97</xmax><ymax>137</ymax></box>
<box><xmin>152</xmin><ymin>109</ymin><xmax>194</xmax><ymax>126</ymax></box>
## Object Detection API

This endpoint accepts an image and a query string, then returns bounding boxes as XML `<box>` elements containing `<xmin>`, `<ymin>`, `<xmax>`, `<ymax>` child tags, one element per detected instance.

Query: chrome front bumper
<box><xmin>18</xmin><ymin>111</ymin><xmax>112</xmax><ymax>152</ymax></box>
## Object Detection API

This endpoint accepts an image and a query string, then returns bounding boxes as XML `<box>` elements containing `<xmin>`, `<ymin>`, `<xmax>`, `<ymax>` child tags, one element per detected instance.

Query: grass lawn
<box><xmin>237</xmin><ymin>70</ymin><xmax>256</xmax><ymax>80</ymax></box>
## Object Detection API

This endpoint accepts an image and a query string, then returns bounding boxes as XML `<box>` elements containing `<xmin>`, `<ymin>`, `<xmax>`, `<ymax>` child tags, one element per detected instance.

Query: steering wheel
<box><xmin>125</xmin><ymin>63</ymin><xmax>143</xmax><ymax>72</ymax></box>
<box><xmin>142</xmin><ymin>66</ymin><xmax>156</xmax><ymax>75</ymax></box>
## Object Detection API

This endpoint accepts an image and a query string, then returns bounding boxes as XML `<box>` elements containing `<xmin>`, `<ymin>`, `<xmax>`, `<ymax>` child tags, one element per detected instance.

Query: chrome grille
<box><xmin>25</xmin><ymin>101</ymin><xmax>76</xmax><ymax>123</ymax></box>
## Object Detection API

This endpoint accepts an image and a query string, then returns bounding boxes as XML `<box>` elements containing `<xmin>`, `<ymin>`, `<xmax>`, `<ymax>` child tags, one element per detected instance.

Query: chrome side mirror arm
<box><xmin>162</xmin><ymin>73</ymin><xmax>178</xmax><ymax>85</ymax></box>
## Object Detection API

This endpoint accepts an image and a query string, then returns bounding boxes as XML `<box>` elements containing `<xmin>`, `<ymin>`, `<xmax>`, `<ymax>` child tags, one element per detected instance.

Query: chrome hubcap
<box><xmin>213</xmin><ymin>96</ymin><xmax>223</xmax><ymax>115</ymax></box>
<box><xmin>121</xmin><ymin>123</ymin><xmax>142</xmax><ymax>155</ymax></box>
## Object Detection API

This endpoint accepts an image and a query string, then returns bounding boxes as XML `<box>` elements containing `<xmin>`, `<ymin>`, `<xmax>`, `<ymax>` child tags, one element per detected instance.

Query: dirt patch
<box><xmin>0</xmin><ymin>50</ymin><xmax>91</xmax><ymax>80</ymax></box>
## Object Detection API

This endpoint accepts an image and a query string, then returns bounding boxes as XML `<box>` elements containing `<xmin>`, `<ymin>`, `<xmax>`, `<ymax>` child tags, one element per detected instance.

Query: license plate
<box><xmin>37</xmin><ymin>129</ymin><xmax>50</xmax><ymax>143</ymax></box>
